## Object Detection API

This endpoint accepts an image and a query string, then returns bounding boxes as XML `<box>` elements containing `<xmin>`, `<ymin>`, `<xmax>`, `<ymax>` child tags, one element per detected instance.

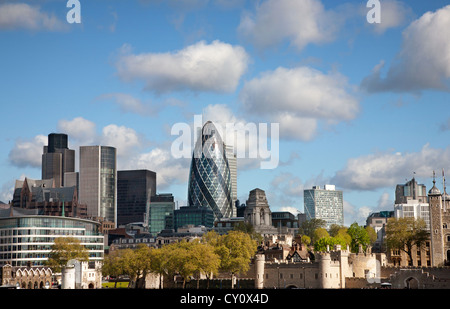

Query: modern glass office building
<box><xmin>148</xmin><ymin>194</ymin><xmax>175</xmax><ymax>235</ymax></box>
<box><xmin>117</xmin><ymin>170</ymin><xmax>156</xmax><ymax>226</ymax></box>
<box><xmin>174</xmin><ymin>206</ymin><xmax>214</xmax><ymax>230</ymax></box>
<box><xmin>187</xmin><ymin>121</ymin><xmax>234</xmax><ymax>221</ymax></box>
<box><xmin>79</xmin><ymin>146</ymin><xmax>117</xmax><ymax>226</ymax></box>
<box><xmin>0</xmin><ymin>216</ymin><xmax>104</xmax><ymax>267</ymax></box>
<box><xmin>304</xmin><ymin>185</ymin><xmax>344</xmax><ymax>229</ymax></box>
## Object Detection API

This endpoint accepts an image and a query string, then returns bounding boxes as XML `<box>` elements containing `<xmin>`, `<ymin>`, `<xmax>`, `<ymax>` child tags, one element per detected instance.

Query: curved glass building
<box><xmin>187</xmin><ymin>121</ymin><xmax>233</xmax><ymax>221</ymax></box>
<box><xmin>0</xmin><ymin>216</ymin><xmax>104</xmax><ymax>267</ymax></box>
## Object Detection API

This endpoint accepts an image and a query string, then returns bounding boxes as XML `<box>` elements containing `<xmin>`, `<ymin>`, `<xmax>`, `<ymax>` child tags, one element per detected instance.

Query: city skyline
<box><xmin>1</xmin><ymin>0</ymin><xmax>450</xmax><ymax>226</ymax></box>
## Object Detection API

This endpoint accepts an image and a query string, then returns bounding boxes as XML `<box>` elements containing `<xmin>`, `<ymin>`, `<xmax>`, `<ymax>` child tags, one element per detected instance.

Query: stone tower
<box><xmin>428</xmin><ymin>171</ymin><xmax>445</xmax><ymax>266</ymax></box>
<box><xmin>244</xmin><ymin>188</ymin><xmax>278</xmax><ymax>236</ymax></box>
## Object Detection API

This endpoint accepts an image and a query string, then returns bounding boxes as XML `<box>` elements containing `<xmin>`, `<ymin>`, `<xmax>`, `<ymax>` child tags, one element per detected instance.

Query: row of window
<box><xmin>0</xmin><ymin>236</ymin><xmax>104</xmax><ymax>244</ymax></box>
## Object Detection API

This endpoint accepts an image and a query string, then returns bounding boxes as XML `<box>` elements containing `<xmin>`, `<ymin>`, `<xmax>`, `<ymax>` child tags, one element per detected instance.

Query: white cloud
<box><xmin>100</xmin><ymin>125</ymin><xmax>143</xmax><ymax>163</ymax></box>
<box><xmin>0</xmin><ymin>3</ymin><xmax>66</xmax><ymax>31</ymax></box>
<box><xmin>332</xmin><ymin>144</ymin><xmax>450</xmax><ymax>191</ymax></box>
<box><xmin>343</xmin><ymin>200</ymin><xmax>373</xmax><ymax>226</ymax></box>
<box><xmin>239</xmin><ymin>66</ymin><xmax>359</xmax><ymax>141</ymax></box>
<box><xmin>361</xmin><ymin>5</ymin><xmax>450</xmax><ymax>93</ymax></box>
<box><xmin>57</xmin><ymin>117</ymin><xmax>97</xmax><ymax>145</ymax></box>
<box><xmin>133</xmin><ymin>147</ymin><xmax>190</xmax><ymax>189</ymax></box>
<box><xmin>370</xmin><ymin>0</ymin><xmax>414</xmax><ymax>34</ymax></box>
<box><xmin>238</xmin><ymin>0</ymin><xmax>339</xmax><ymax>51</ymax></box>
<box><xmin>114</xmin><ymin>40</ymin><xmax>249</xmax><ymax>94</ymax></box>
<box><xmin>96</xmin><ymin>93</ymin><xmax>161</xmax><ymax>116</ymax></box>
<box><xmin>8</xmin><ymin>135</ymin><xmax>47</xmax><ymax>168</ymax></box>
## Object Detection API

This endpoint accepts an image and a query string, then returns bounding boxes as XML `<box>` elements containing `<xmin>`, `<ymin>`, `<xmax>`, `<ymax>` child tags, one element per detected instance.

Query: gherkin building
<box><xmin>187</xmin><ymin>121</ymin><xmax>233</xmax><ymax>221</ymax></box>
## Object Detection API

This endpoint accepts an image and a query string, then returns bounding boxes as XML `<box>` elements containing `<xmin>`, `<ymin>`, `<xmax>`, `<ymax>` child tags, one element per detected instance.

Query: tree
<box><xmin>213</xmin><ymin>230</ymin><xmax>257</xmax><ymax>289</ymax></box>
<box><xmin>46</xmin><ymin>237</ymin><xmax>89</xmax><ymax>273</ymax></box>
<box><xmin>148</xmin><ymin>248</ymin><xmax>166</xmax><ymax>289</ymax></box>
<box><xmin>160</xmin><ymin>240</ymin><xmax>220</xmax><ymax>289</ymax></box>
<box><xmin>347</xmin><ymin>222</ymin><xmax>372</xmax><ymax>253</ymax></box>
<box><xmin>385</xmin><ymin>217</ymin><xmax>429</xmax><ymax>265</ymax></box>
<box><xmin>299</xmin><ymin>219</ymin><xmax>327</xmax><ymax>242</ymax></box>
<box><xmin>191</xmin><ymin>241</ymin><xmax>220</xmax><ymax>289</ymax></box>
<box><xmin>102</xmin><ymin>250</ymin><xmax>123</xmax><ymax>288</ymax></box>
<box><xmin>301</xmin><ymin>235</ymin><xmax>311</xmax><ymax>246</ymax></box>
<box><xmin>126</xmin><ymin>244</ymin><xmax>153</xmax><ymax>288</ymax></box>
<box><xmin>233</xmin><ymin>221</ymin><xmax>263</xmax><ymax>244</ymax></box>
<box><xmin>314</xmin><ymin>228</ymin><xmax>329</xmax><ymax>242</ymax></box>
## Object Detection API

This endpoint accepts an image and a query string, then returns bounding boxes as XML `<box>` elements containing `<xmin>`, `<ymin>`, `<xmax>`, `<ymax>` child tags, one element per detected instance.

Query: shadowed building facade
<box><xmin>42</xmin><ymin>133</ymin><xmax>75</xmax><ymax>188</ymax></box>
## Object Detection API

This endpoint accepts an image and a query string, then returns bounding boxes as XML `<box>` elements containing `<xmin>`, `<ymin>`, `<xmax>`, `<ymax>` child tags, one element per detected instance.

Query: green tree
<box><xmin>329</xmin><ymin>224</ymin><xmax>346</xmax><ymax>237</ymax></box>
<box><xmin>46</xmin><ymin>237</ymin><xmax>89</xmax><ymax>273</ymax></box>
<box><xmin>299</xmin><ymin>219</ymin><xmax>327</xmax><ymax>242</ymax></box>
<box><xmin>301</xmin><ymin>235</ymin><xmax>311</xmax><ymax>246</ymax></box>
<box><xmin>314</xmin><ymin>227</ymin><xmax>329</xmax><ymax>242</ymax></box>
<box><xmin>385</xmin><ymin>217</ymin><xmax>429</xmax><ymax>265</ymax></box>
<box><xmin>347</xmin><ymin>222</ymin><xmax>372</xmax><ymax>253</ymax></box>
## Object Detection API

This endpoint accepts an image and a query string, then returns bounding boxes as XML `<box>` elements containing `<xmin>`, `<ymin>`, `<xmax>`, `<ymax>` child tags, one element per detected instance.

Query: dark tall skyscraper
<box><xmin>187</xmin><ymin>121</ymin><xmax>234</xmax><ymax>221</ymax></box>
<box><xmin>117</xmin><ymin>169</ymin><xmax>156</xmax><ymax>226</ymax></box>
<box><xmin>42</xmin><ymin>133</ymin><xmax>75</xmax><ymax>187</ymax></box>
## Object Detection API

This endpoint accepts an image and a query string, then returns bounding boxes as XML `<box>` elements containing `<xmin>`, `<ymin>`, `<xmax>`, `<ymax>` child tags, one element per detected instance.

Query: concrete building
<box><xmin>244</xmin><ymin>188</ymin><xmax>278</xmax><ymax>238</ymax></box>
<box><xmin>394</xmin><ymin>177</ymin><xmax>430</xmax><ymax>230</ymax></box>
<box><xmin>226</xmin><ymin>145</ymin><xmax>237</xmax><ymax>217</ymax></box>
<box><xmin>366</xmin><ymin>211</ymin><xmax>394</xmax><ymax>253</ymax></box>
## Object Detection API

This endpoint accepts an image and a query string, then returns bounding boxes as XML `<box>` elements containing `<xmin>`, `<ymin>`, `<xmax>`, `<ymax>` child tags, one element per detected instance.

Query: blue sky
<box><xmin>1</xmin><ymin>0</ymin><xmax>450</xmax><ymax>225</ymax></box>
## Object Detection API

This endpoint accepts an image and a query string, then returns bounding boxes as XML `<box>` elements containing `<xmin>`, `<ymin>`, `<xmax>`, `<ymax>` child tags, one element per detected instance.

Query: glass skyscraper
<box><xmin>187</xmin><ymin>121</ymin><xmax>234</xmax><ymax>221</ymax></box>
<box><xmin>304</xmin><ymin>185</ymin><xmax>344</xmax><ymax>229</ymax></box>
<box><xmin>79</xmin><ymin>146</ymin><xmax>117</xmax><ymax>226</ymax></box>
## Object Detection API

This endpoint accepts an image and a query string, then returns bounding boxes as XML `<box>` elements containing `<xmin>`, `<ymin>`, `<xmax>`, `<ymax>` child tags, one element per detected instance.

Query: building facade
<box><xmin>0</xmin><ymin>215</ymin><xmax>104</xmax><ymax>267</ymax></box>
<box><xmin>117</xmin><ymin>169</ymin><xmax>156</xmax><ymax>226</ymax></box>
<box><xmin>394</xmin><ymin>177</ymin><xmax>430</xmax><ymax>230</ymax></box>
<box><xmin>226</xmin><ymin>145</ymin><xmax>237</xmax><ymax>216</ymax></box>
<box><xmin>148</xmin><ymin>194</ymin><xmax>175</xmax><ymax>235</ymax></box>
<box><xmin>79</xmin><ymin>146</ymin><xmax>117</xmax><ymax>226</ymax></box>
<box><xmin>11</xmin><ymin>178</ymin><xmax>87</xmax><ymax>218</ymax></box>
<box><xmin>428</xmin><ymin>172</ymin><xmax>450</xmax><ymax>266</ymax></box>
<box><xmin>174</xmin><ymin>206</ymin><xmax>214</xmax><ymax>230</ymax></box>
<box><xmin>42</xmin><ymin>133</ymin><xmax>75</xmax><ymax>188</ymax></box>
<box><xmin>187</xmin><ymin>121</ymin><xmax>234</xmax><ymax>221</ymax></box>
<box><xmin>304</xmin><ymin>185</ymin><xmax>344</xmax><ymax>229</ymax></box>
<box><xmin>244</xmin><ymin>188</ymin><xmax>278</xmax><ymax>237</ymax></box>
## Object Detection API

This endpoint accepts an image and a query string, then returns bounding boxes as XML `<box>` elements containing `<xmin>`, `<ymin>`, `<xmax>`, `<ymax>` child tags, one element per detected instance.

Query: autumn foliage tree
<box><xmin>46</xmin><ymin>237</ymin><xmax>89</xmax><ymax>273</ymax></box>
